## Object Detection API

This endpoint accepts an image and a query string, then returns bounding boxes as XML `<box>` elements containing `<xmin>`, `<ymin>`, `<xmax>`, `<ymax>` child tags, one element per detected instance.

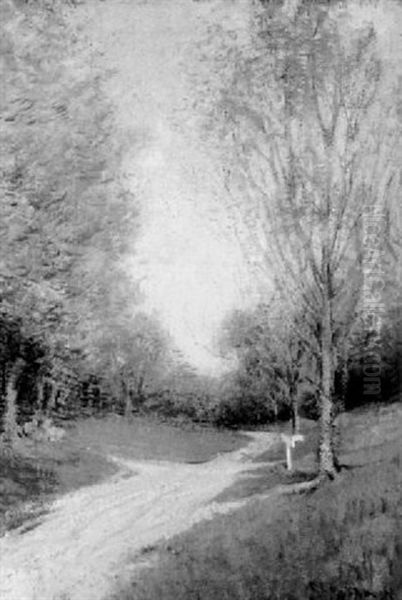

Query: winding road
<box><xmin>0</xmin><ymin>431</ymin><xmax>276</xmax><ymax>600</ymax></box>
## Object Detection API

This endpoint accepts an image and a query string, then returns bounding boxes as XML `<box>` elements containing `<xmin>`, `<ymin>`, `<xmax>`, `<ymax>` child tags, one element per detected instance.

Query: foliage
<box><xmin>86</xmin><ymin>310</ymin><xmax>171</xmax><ymax>416</ymax></box>
<box><xmin>142</xmin><ymin>365</ymin><xmax>221</xmax><ymax>424</ymax></box>
<box><xmin>0</xmin><ymin>313</ymin><xmax>47</xmax><ymax>435</ymax></box>
<box><xmin>0</xmin><ymin>0</ymin><xmax>172</xmax><ymax>422</ymax></box>
<box><xmin>219</xmin><ymin>300</ymin><xmax>402</xmax><ymax>428</ymax></box>
<box><xmin>220</xmin><ymin>303</ymin><xmax>321</xmax><ymax>427</ymax></box>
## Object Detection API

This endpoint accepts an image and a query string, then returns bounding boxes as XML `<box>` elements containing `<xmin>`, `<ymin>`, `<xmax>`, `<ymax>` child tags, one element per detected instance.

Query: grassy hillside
<box><xmin>111</xmin><ymin>404</ymin><xmax>402</xmax><ymax>600</ymax></box>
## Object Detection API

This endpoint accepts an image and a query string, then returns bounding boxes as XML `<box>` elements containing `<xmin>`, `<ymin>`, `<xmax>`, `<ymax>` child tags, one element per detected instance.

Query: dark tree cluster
<box><xmin>0</xmin><ymin>0</ymin><xmax>171</xmax><ymax>443</ymax></box>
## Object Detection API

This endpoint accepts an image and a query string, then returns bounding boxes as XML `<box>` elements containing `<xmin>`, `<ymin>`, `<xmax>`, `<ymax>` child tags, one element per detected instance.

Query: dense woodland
<box><xmin>0</xmin><ymin>0</ymin><xmax>172</xmax><ymax>429</ymax></box>
<box><xmin>1</xmin><ymin>0</ymin><xmax>401</xmax><ymax>476</ymax></box>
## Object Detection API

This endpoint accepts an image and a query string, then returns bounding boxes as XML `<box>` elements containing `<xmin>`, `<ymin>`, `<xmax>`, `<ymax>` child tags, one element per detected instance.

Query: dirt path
<box><xmin>0</xmin><ymin>431</ymin><xmax>277</xmax><ymax>600</ymax></box>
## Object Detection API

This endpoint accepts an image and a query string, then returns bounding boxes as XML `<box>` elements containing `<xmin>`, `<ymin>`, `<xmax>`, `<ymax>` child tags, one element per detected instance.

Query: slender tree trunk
<box><xmin>0</xmin><ymin>364</ymin><xmax>7</xmax><ymax>410</ymax></box>
<box><xmin>2</xmin><ymin>379</ymin><xmax>18</xmax><ymax>446</ymax></box>
<box><xmin>136</xmin><ymin>375</ymin><xmax>145</xmax><ymax>409</ymax></box>
<box><xmin>123</xmin><ymin>378</ymin><xmax>132</xmax><ymax>418</ymax></box>
<box><xmin>1</xmin><ymin>359</ymin><xmax>25</xmax><ymax>449</ymax></box>
<box><xmin>273</xmin><ymin>398</ymin><xmax>278</xmax><ymax>421</ymax></box>
<box><xmin>292</xmin><ymin>399</ymin><xmax>300</xmax><ymax>434</ymax></box>
<box><xmin>318</xmin><ymin>281</ymin><xmax>337</xmax><ymax>479</ymax></box>
<box><xmin>37</xmin><ymin>378</ymin><xmax>45</xmax><ymax>415</ymax></box>
<box><xmin>47</xmin><ymin>380</ymin><xmax>58</xmax><ymax>416</ymax></box>
<box><xmin>290</xmin><ymin>383</ymin><xmax>300</xmax><ymax>434</ymax></box>
<box><xmin>124</xmin><ymin>391</ymin><xmax>132</xmax><ymax>418</ymax></box>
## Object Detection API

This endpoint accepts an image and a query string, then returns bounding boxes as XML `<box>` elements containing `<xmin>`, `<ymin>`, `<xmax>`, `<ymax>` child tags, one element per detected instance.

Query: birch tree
<box><xmin>219</xmin><ymin>9</ymin><xmax>401</xmax><ymax>478</ymax></box>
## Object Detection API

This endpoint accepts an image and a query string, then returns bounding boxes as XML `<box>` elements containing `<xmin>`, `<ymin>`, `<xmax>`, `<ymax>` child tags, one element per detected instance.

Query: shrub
<box><xmin>212</xmin><ymin>393</ymin><xmax>292</xmax><ymax>429</ymax></box>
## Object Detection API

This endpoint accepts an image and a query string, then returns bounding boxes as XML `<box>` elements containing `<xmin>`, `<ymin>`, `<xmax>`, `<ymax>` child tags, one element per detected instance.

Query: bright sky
<box><xmin>129</xmin><ymin>119</ymin><xmax>254</xmax><ymax>375</ymax></box>
<box><xmin>85</xmin><ymin>0</ymin><xmax>259</xmax><ymax>376</ymax></box>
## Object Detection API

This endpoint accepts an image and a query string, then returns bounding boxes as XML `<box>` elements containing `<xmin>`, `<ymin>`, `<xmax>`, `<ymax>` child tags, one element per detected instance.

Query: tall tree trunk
<box><xmin>37</xmin><ymin>378</ymin><xmax>45</xmax><ymax>415</ymax></box>
<box><xmin>46</xmin><ymin>380</ymin><xmax>58</xmax><ymax>416</ymax></box>
<box><xmin>290</xmin><ymin>382</ymin><xmax>300</xmax><ymax>434</ymax></box>
<box><xmin>1</xmin><ymin>359</ymin><xmax>25</xmax><ymax>449</ymax></box>
<box><xmin>2</xmin><ymin>379</ymin><xmax>18</xmax><ymax>447</ymax></box>
<box><xmin>136</xmin><ymin>375</ymin><xmax>145</xmax><ymax>409</ymax></box>
<box><xmin>124</xmin><ymin>390</ymin><xmax>132</xmax><ymax>418</ymax></box>
<box><xmin>272</xmin><ymin>394</ymin><xmax>279</xmax><ymax>421</ymax></box>
<box><xmin>122</xmin><ymin>378</ymin><xmax>132</xmax><ymax>418</ymax></box>
<box><xmin>292</xmin><ymin>398</ymin><xmax>300</xmax><ymax>434</ymax></box>
<box><xmin>0</xmin><ymin>365</ymin><xmax>6</xmax><ymax>418</ymax></box>
<box><xmin>318</xmin><ymin>284</ymin><xmax>337</xmax><ymax>479</ymax></box>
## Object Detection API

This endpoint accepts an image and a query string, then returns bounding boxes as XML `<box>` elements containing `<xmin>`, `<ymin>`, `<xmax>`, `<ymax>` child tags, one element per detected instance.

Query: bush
<box><xmin>213</xmin><ymin>394</ymin><xmax>291</xmax><ymax>429</ymax></box>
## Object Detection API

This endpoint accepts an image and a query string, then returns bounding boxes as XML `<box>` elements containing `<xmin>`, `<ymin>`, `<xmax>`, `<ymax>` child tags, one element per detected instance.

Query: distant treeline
<box><xmin>1</xmin><ymin>307</ymin><xmax>401</xmax><ymax>432</ymax></box>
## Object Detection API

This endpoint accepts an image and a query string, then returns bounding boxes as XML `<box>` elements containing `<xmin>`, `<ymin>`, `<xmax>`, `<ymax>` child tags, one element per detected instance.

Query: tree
<box><xmin>265</xmin><ymin>302</ymin><xmax>317</xmax><ymax>434</ymax></box>
<box><xmin>221</xmin><ymin>302</ymin><xmax>318</xmax><ymax>429</ymax></box>
<box><xmin>0</xmin><ymin>0</ymin><xmax>140</xmax><ymax>417</ymax></box>
<box><xmin>82</xmin><ymin>272</ymin><xmax>171</xmax><ymax>417</ymax></box>
<box><xmin>217</xmin><ymin>7</ymin><xmax>401</xmax><ymax>477</ymax></box>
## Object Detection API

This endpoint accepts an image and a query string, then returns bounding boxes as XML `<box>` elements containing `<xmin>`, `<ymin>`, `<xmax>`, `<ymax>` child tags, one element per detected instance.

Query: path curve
<box><xmin>0</xmin><ymin>431</ymin><xmax>276</xmax><ymax>600</ymax></box>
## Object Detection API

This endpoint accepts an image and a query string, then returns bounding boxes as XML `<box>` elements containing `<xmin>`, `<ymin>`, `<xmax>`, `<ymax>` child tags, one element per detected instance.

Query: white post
<box><xmin>281</xmin><ymin>433</ymin><xmax>305</xmax><ymax>471</ymax></box>
<box><xmin>286</xmin><ymin>441</ymin><xmax>293</xmax><ymax>471</ymax></box>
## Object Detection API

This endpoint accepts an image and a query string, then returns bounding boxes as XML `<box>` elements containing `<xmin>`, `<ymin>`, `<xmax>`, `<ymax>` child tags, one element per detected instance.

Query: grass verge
<box><xmin>110</xmin><ymin>406</ymin><xmax>402</xmax><ymax>600</ymax></box>
<box><xmin>0</xmin><ymin>436</ymin><xmax>117</xmax><ymax>537</ymax></box>
<box><xmin>69</xmin><ymin>414</ymin><xmax>248</xmax><ymax>463</ymax></box>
